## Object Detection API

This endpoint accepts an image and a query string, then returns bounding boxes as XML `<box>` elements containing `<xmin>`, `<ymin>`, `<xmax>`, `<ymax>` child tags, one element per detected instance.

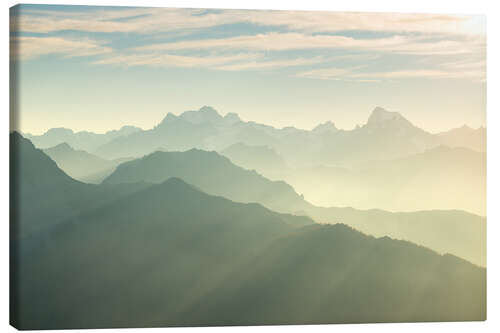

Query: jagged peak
<box><xmin>441</xmin><ymin>124</ymin><xmax>481</xmax><ymax>135</ymax></box>
<box><xmin>159</xmin><ymin>112</ymin><xmax>178</xmax><ymax>125</ymax></box>
<box><xmin>224</xmin><ymin>112</ymin><xmax>241</xmax><ymax>124</ymax></box>
<box><xmin>366</xmin><ymin>107</ymin><xmax>413</xmax><ymax>128</ymax></box>
<box><xmin>224</xmin><ymin>112</ymin><xmax>240</xmax><ymax>119</ymax></box>
<box><xmin>45</xmin><ymin>127</ymin><xmax>74</xmax><ymax>135</ymax></box>
<box><xmin>198</xmin><ymin>105</ymin><xmax>219</xmax><ymax>114</ymax></box>
<box><xmin>313</xmin><ymin>120</ymin><xmax>337</xmax><ymax>133</ymax></box>
<box><xmin>50</xmin><ymin>142</ymin><xmax>73</xmax><ymax>151</ymax></box>
<box><xmin>174</xmin><ymin>106</ymin><xmax>223</xmax><ymax>125</ymax></box>
<box><xmin>118</xmin><ymin>125</ymin><xmax>141</xmax><ymax>131</ymax></box>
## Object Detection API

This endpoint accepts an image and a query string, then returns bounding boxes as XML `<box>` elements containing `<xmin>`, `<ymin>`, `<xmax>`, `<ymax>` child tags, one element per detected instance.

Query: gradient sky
<box><xmin>10</xmin><ymin>4</ymin><xmax>486</xmax><ymax>135</ymax></box>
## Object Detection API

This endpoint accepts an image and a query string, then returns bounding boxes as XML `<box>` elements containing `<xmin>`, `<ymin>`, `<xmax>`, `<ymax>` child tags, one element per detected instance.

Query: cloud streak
<box><xmin>10</xmin><ymin>36</ymin><xmax>112</xmax><ymax>61</ymax></box>
<box><xmin>135</xmin><ymin>32</ymin><xmax>483</xmax><ymax>56</ymax></box>
<box><xmin>215</xmin><ymin>57</ymin><xmax>324</xmax><ymax>71</ymax></box>
<box><xmin>11</xmin><ymin>7</ymin><xmax>485</xmax><ymax>36</ymax></box>
<box><xmin>296</xmin><ymin>64</ymin><xmax>485</xmax><ymax>81</ymax></box>
<box><xmin>9</xmin><ymin>6</ymin><xmax>486</xmax><ymax>83</ymax></box>
<box><xmin>92</xmin><ymin>52</ymin><xmax>261</xmax><ymax>68</ymax></box>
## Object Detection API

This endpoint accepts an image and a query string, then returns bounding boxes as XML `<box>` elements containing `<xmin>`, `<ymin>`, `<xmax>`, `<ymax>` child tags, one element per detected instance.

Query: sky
<box><xmin>10</xmin><ymin>4</ymin><xmax>486</xmax><ymax>135</ymax></box>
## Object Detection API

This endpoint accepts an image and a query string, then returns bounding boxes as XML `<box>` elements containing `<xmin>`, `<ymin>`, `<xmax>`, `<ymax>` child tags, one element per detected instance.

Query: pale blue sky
<box><xmin>10</xmin><ymin>4</ymin><xmax>486</xmax><ymax>134</ymax></box>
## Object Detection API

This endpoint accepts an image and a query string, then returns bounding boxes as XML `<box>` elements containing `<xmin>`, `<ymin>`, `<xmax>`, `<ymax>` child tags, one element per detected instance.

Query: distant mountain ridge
<box><xmin>102</xmin><ymin>147</ymin><xmax>486</xmax><ymax>266</ymax></box>
<box><xmin>437</xmin><ymin>125</ymin><xmax>486</xmax><ymax>152</ymax></box>
<box><xmin>91</xmin><ymin>106</ymin><xmax>486</xmax><ymax>166</ymax></box>
<box><xmin>24</xmin><ymin>125</ymin><xmax>141</xmax><ymax>152</ymax></box>
<box><xmin>10</xmin><ymin>132</ymin><xmax>149</xmax><ymax>239</ymax></box>
<box><xmin>220</xmin><ymin>142</ymin><xmax>287</xmax><ymax>179</ymax></box>
<box><xmin>43</xmin><ymin>142</ymin><xmax>132</xmax><ymax>183</ymax></box>
<box><xmin>24</xmin><ymin>106</ymin><xmax>486</xmax><ymax>167</ymax></box>
<box><xmin>284</xmin><ymin>145</ymin><xmax>486</xmax><ymax>216</ymax></box>
<box><xmin>103</xmin><ymin>148</ymin><xmax>306</xmax><ymax>214</ymax></box>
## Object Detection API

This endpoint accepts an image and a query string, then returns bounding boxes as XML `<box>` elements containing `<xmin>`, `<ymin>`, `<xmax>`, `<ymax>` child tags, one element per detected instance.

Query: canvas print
<box><xmin>9</xmin><ymin>4</ymin><xmax>486</xmax><ymax>330</ymax></box>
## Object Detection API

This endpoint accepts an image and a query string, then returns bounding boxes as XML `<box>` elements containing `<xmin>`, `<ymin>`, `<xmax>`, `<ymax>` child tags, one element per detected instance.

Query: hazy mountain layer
<box><xmin>308</xmin><ymin>207</ymin><xmax>486</xmax><ymax>267</ymax></box>
<box><xmin>13</xmin><ymin>178</ymin><xmax>485</xmax><ymax>329</ymax></box>
<box><xmin>90</xmin><ymin>106</ymin><xmax>485</xmax><ymax>166</ymax></box>
<box><xmin>10</xmin><ymin>132</ymin><xmax>150</xmax><ymax>239</ymax></box>
<box><xmin>437</xmin><ymin>125</ymin><xmax>486</xmax><ymax>152</ymax></box>
<box><xmin>43</xmin><ymin>142</ymin><xmax>133</xmax><ymax>184</ymax></box>
<box><xmin>220</xmin><ymin>142</ymin><xmax>287</xmax><ymax>180</ymax></box>
<box><xmin>103</xmin><ymin>149</ymin><xmax>306</xmax><ymax>214</ymax></box>
<box><xmin>284</xmin><ymin>145</ymin><xmax>486</xmax><ymax>216</ymax></box>
<box><xmin>102</xmin><ymin>148</ymin><xmax>486</xmax><ymax>266</ymax></box>
<box><xmin>24</xmin><ymin>125</ymin><xmax>141</xmax><ymax>151</ymax></box>
<box><xmin>93</xmin><ymin>107</ymin><xmax>225</xmax><ymax>159</ymax></box>
<box><xmin>180</xmin><ymin>224</ymin><xmax>485</xmax><ymax>326</ymax></box>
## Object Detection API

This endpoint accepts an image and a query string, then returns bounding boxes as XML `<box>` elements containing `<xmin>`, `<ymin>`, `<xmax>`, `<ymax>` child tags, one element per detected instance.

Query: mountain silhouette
<box><xmin>102</xmin><ymin>146</ymin><xmax>485</xmax><ymax>266</ymax></box>
<box><xmin>308</xmin><ymin>206</ymin><xmax>486</xmax><ymax>267</ymax></box>
<box><xmin>180</xmin><ymin>224</ymin><xmax>485</xmax><ymax>326</ymax></box>
<box><xmin>43</xmin><ymin>142</ymin><xmax>132</xmax><ymax>183</ymax></box>
<box><xmin>437</xmin><ymin>125</ymin><xmax>486</xmax><ymax>152</ymax></box>
<box><xmin>312</xmin><ymin>120</ymin><xmax>338</xmax><ymax>134</ymax></box>
<box><xmin>366</xmin><ymin>106</ymin><xmax>415</xmax><ymax>128</ymax></box>
<box><xmin>103</xmin><ymin>149</ymin><xmax>305</xmax><ymax>213</ymax></box>
<box><xmin>94</xmin><ymin>108</ymin><xmax>221</xmax><ymax>159</ymax></box>
<box><xmin>13</xmin><ymin>177</ymin><xmax>485</xmax><ymax>329</ymax></box>
<box><xmin>220</xmin><ymin>142</ymin><xmax>287</xmax><ymax>179</ymax></box>
<box><xmin>10</xmin><ymin>132</ymin><xmax>149</xmax><ymax>239</ymax></box>
<box><xmin>89</xmin><ymin>106</ymin><xmax>485</xmax><ymax>168</ymax></box>
<box><xmin>24</xmin><ymin>125</ymin><xmax>141</xmax><ymax>151</ymax></box>
<box><xmin>285</xmin><ymin>145</ymin><xmax>486</xmax><ymax>216</ymax></box>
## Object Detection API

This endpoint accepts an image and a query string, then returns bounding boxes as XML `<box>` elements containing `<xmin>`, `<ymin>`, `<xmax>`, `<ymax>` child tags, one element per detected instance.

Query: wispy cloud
<box><xmin>92</xmin><ymin>51</ymin><xmax>325</xmax><ymax>72</ymax></box>
<box><xmin>357</xmin><ymin>69</ymin><xmax>485</xmax><ymax>80</ymax></box>
<box><xmin>11</xmin><ymin>7</ymin><xmax>485</xmax><ymax>36</ymax></box>
<box><xmin>296</xmin><ymin>67</ymin><xmax>355</xmax><ymax>80</ymax></box>
<box><xmin>135</xmin><ymin>32</ymin><xmax>483</xmax><ymax>56</ymax></box>
<box><xmin>9</xmin><ymin>6</ymin><xmax>486</xmax><ymax>83</ymax></box>
<box><xmin>92</xmin><ymin>52</ymin><xmax>261</xmax><ymax>68</ymax></box>
<box><xmin>296</xmin><ymin>65</ymin><xmax>485</xmax><ymax>82</ymax></box>
<box><xmin>10</xmin><ymin>36</ymin><xmax>112</xmax><ymax>60</ymax></box>
<box><xmin>215</xmin><ymin>57</ymin><xmax>324</xmax><ymax>71</ymax></box>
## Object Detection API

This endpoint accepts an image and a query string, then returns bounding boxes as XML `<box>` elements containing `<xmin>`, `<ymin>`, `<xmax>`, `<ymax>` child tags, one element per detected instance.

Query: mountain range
<box><xmin>283</xmin><ymin>145</ymin><xmax>486</xmax><ymax>215</ymax></box>
<box><xmin>10</xmin><ymin>132</ymin><xmax>486</xmax><ymax>329</ymax></box>
<box><xmin>10</xmin><ymin>132</ymin><xmax>149</xmax><ymax>239</ymax></box>
<box><xmin>24</xmin><ymin>125</ymin><xmax>141</xmax><ymax>152</ymax></box>
<box><xmin>25</xmin><ymin>106</ymin><xmax>486</xmax><ymax>167</ymax></box>
<box><xmin>43</xmin><ymin>142</ymin><xmax>133</xmax><ymax>183</ymax></box>
<box><xmin>21</xmin><ymin>106</ymin><xmax>486</xmax><ymax>215</ymax></box>
<box><xmin>101</xmin><ymin>147</ymin><xmax>485</xmax><ymax>267</ymax></box>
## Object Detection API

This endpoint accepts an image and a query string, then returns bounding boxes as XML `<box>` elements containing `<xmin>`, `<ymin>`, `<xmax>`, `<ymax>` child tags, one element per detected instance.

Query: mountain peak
<box><xmin>46</xmin><ymin>142</ymin><xmax>74</xmax><ymax>153</ymax></box>
<box><xmin>159</xmin><ymin>112</ymin><xmax>178</xmax><ymax>125</ymax></box>
<box><xmin>224</xmin><ymin>112</ymin><xmax>241</xmax><ymax>124</ymax></box>
<box><xmin>45</xmin><ymin>127</ymin><xmax>74</xmax><ymax>136</ymax></box>
<box><xmin>366</xmin><ymin>107</ymin><xmax>412</xmax><ymax>128</ymax></box>
<box><xmin>161</xmin><ymin>176</ymin><xmax>196</xmax><ymax>190</ymax></box>
<box><xmin>199</xmin><ymin>105</ymin><xmax>218</xmax><ymax>114</ymax></box>
<box><xmin>177</xmin><ymin>106</ymin><xmax>223</xmax><ymax>125</ymax></box>
<box><xmin>313</xmin><ymin>121</ymin><xmax>337</xmax><ymax>133</ymax></box>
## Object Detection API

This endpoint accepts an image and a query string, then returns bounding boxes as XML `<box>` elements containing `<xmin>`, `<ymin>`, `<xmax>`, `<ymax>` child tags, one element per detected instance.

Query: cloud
<box><xmin>11</xmin><ymin>7</ymin><xmax>485</xmax><ymax>36</ymax></box>
<box><xmin>10</xmin><ymin>36</ymin><xmax>112</xmax><ymax>61</ymax></box>
<box><xmin>135</xmin><ymin>32</ymin><xmax>483</xmax><ymax>56</ymax></box>
<box><xmin>93</xmin><ymin>51</ymin><xmax>326</xmax><ymax>72</ymax></box>
<box><xmin>92</xmin><ymin>52</ymin><xmax>261</xmax><ymax>68</ymax></box>
<box><xmin>215</xmin><ymin>57</ymin><xmax>324</xmax><ymax>71</ymax></box>
<box><xmin>357</xmin><ymin>69</ymin><xmax>485</xmax><ymax>80</ymax></box>
<box><xmin>296</xmin><ymin>67</ymin><xmax>355</xmax><ymax>80</ymax></box>
<box><xmin>296</xmin><ymin>65</ymin><xmax>485</xmax><ymax>82</ymax></box>
<box><xmin>9</xmin><ymin>7</ymin><xmax>485</xmax><ymax>81</ymax></box>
